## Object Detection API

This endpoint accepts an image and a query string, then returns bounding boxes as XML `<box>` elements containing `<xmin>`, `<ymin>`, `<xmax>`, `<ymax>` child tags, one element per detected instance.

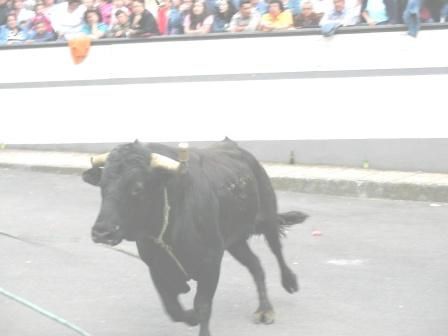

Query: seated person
<box><xmin>0</xmin><ymin>13</ymin><xmax>30</xmax><ymax>44</ymax></box>
<box><xmin>29</xmin><ymin>2</ymin><xmax>54</xmax><ymax>33</ymax></box>
<box><xmin>106</xmin><ymin>8</ymin><xmax>130</xmax><ymax>37</ymax></box>
<box><xmin>229</xmin><ymin>0</ymin><xmax>261</xmax><ymax>32</ymax></box>
<box><xmin>259</xmin><ymin>0</ymin><xmax>293</xmax><ymax>31</ymax></box>
<box><xmin>81</xmin><ymin>7</ymin><xmax>108</xmax><ymax>39</ymax></box>
<box><xmin>51</xmin><ymin>0</ymin><xmax>86</xmax><ymax>40</ymax></box>
<box><xmin>97</xmin><ymin>0</ymin><xmax>113</xmax><ymax>26</ymax></box>
<box><xmin>128</xmin><ymin>0</ymin><xmax>159</xmax><ymax>37</ymax></box>
<box><xmin>183</xmin><ymin>0</ymin><xmax>214</xmax><ymax>35</ymax></box>
<box><xmin>251</xmin><ymin>0</ymin><xmax>268</xmax><ymax>14</ymax></box>
<box><xmin>294</xmin><ymin>0</ymin><xmax>322</xmax><ymax>27</ymax></box>
<box><xmin>281</xmin><ymin>0</ymin><xmax>300</xmax><ymax>15</ymax></box>
<box><xmin>361</xmin><ymin>0</ymin><xmax>389</xmax><ymax>25</ymax></box>
<box><xmin>167</xmin><ymin>0</ymin><xmax>184</xmax><ymax>35</ymax></box>
<box><xmin>109</xmin><ymin>0</ymin><xmax>130</xmax><ymax>28</ymax></box>
<box><xmin>319</xmin><ymin>0</ymin><xmax>359</xmax><ymax>36</ymax></box>
<box><xmin>12</xmin><ymin>0</ymin><xmax>34</xmax><ymax>30</ymax></box>
<box><xmin>212</xmin><ymin>0</ymin><xmax>237</xmax><ymax>32</ymax></box>
<box><xmin>0</xmin><ymin>0</ymin><xmax>10</xmax><ymax>27</ymax></box>
<box><xmin>28</xmin><ymin>20</ymin><xmax>56</xmax><ymax>41</ymax></box>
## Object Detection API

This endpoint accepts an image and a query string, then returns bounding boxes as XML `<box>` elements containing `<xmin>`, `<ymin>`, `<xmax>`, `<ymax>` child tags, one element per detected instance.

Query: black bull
<box><xmin>82</xmin><ymin>139</ymin><xmax>308</xmax><ymax>336</ymax></box>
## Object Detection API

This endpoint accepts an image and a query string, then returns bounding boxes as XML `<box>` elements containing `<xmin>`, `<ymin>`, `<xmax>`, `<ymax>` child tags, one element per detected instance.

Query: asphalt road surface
<box><xmin>1</xmin><ymin>168</ymin><xmax>447</xmax><ymax>336</ymax></box>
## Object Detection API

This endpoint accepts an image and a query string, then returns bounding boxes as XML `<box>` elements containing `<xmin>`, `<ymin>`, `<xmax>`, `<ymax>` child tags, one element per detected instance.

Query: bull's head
<box><xmin>82</xmin><ymin>141</ymin><xmax>187</xmax><ymax>246</ymax></box>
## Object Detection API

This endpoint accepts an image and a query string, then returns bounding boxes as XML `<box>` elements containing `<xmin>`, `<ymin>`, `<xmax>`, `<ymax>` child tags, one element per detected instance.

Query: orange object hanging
<box><xmin>68</xmin><ymin>36</ymin><xmax>91</xmax><ymax>65</ymax></box>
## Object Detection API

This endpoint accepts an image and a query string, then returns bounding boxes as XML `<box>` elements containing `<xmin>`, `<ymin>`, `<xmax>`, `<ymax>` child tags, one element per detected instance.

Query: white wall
<box><xmin>1</xmin><ymin>29</ymin><xmax>447</xmax><ymax>144</ymax></box>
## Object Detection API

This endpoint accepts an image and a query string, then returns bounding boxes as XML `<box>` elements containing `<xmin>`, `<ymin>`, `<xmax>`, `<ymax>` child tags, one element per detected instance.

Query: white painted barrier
<box><xmin>1</xmin><ymin>28</ymin><xmax>447</xmax><ymax>144</ymax></box>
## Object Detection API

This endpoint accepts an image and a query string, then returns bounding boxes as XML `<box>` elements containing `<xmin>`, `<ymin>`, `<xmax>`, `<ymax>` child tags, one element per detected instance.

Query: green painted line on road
<box><xmin>0</xmin><ymin>287</ymin><xmax>92</xmax><ymax>336</ymax></box>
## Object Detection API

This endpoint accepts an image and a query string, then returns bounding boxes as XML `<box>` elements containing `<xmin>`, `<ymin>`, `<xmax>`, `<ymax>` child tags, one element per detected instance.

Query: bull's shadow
<box><xmin>82</xmin><ymin>139</ymin><xmax>308</xmax><ymax>336</ymax></box>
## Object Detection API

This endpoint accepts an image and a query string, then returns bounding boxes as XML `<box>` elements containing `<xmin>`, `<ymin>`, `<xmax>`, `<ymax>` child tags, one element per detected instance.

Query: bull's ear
<box><xmin>82</xmin><ymin>167</ymin><xmax>102</xmax><ymax>186</ymax></box>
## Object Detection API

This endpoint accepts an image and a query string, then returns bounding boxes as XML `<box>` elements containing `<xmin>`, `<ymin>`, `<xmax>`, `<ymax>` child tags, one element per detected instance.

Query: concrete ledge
<box><xmin>1</xmin><ymin>149</ymin><xmax>448</xmax><ymax>203</ymax></box>
<box><xmin>272</xmin><ymin>177</ymin><xmax>448</xmax><ymax>203</ymax></box>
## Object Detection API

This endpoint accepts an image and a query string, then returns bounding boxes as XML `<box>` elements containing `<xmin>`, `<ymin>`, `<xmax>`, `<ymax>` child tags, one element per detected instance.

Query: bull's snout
<box><xmin>91</xmin><ymin>222</ymin><xmax>123</xmax><ymax>246</ymax></box>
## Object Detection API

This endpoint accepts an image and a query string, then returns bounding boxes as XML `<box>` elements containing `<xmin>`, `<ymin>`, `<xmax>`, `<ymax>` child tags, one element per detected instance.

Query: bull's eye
<box><xmin>131</xmin><ymin>181</ymin><xmax>145</xmax><ymax>197</ymax></box>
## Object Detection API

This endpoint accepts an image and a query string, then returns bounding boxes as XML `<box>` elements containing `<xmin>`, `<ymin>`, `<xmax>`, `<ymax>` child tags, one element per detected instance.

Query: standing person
<box><xmin>81</xmin><ymin>7</ymin><xmax>107</xmax><ymax>38</ymax></box>
<box><xmin>128</xmin><ymin>0</ymin><xmax>159</xmax><ymax>37</ymax></box>
<box><xmin>294</xmin><ymin>0</ymin><xmax>322</xmax><ymax>27</ymax></box>
<box><xmin>319</xmin><ymin>0</ymin><xmax>359</xmax><ymax>36</ymax></box>
<box><xmin>402</xmin><ymin>0</ymin><xmax>421</xmax><ymax>37</ymax></box>
<box><xmin>385</xmin><ymin>0</ymin><xmax>406</xmax><ymax>23</ymax></box>
<box><xmin>183</xmin><ymin>0</ymin><xmax>213</xmax><ymax>34</ymax></box>
<box><xmin>0</xmin><ymin>12</ymin><xmax>30</xmax><ymax>44</ymax></box>
<box><xmin>229</xmin><ymin>0</ymin><xmax>260</xmax><ymax>31</ymax></box>
<box><xmin>0</xmin><ymin>0</ymin><xmax>10</xmax><ymax>26</ymax></box>
<box><xmin>259</xmin><ymin>0</ymin><xmax>293</xmax><ymax>31</ymax></box>
<box><xmin>212</xmin><ymin>0</ymin><xmax>236</xmax><ymax>32</ymax></box>
<box><xmin>360</xmin><ymin>0</ymin><xmax>389</xmax><ymax>25</ymax></box>
<box><xmin>424</xmin><ymin>0</ymin><xmax>445</xmax><ymax>22</ymax></box>
<box><xmin>51</xmin><ymin>0</ymin><xmax>86</xmax><ymax>40</ymax></box>
<box><xmin>441</xmin><ymin>0</ymin><xmax>448</xmax><ymax>22</ymax></box>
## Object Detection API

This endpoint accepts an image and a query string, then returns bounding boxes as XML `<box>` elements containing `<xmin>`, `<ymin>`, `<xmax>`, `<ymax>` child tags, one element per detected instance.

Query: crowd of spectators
<box><xmin>0</xmin><ymin>0</ymin><xmax>447</xmax><ymax>44</ymax></box>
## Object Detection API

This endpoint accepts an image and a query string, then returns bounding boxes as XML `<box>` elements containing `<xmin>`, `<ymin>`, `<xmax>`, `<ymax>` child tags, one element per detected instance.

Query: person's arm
<box><xmin>198</xmin><ymin>15</ymin><xmax>213</xmax><ymax>34</ymax></box>
<box><xmin>183</xmin><ymin>14</ymin><xmax>195</xmax><ymax>34</ymax></box>
<box><xmin>89</xmin><ymin>23</ymin><xmax>107</xmax><ymax>39</ymax></box>
<box><xmin>360</xmin><ymin>0</ymin><xmax>374</xmax><ymax>25</ymax></box>
<box><xmin>245</xmin><ymin>12</ymin><xmax>260</xmax><ymax>31</ymax></box>
<box><xmin>229</xmin><ymin>13</ymin><xmax>239</xmax><ymax>32</ymax></box>
<box><xmin>184</xmin><ymin>14</ymin><xmax>212</xmax><ymax>34</ymax></box>
<box><xmin>259</xmin><ymin>13</ymin><xmax>273</xmax><ymax>31</ymax></box>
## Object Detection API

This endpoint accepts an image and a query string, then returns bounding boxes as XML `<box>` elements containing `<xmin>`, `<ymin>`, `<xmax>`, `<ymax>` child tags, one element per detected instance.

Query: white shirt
<box><xmin>51</xmin><ymin>2</ymin><xmax>86</xmax><ymax>36</ymax></box>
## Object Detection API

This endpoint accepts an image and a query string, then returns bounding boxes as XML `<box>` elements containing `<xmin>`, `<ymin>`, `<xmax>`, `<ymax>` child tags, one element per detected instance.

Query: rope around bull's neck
<box><xmin>148</xmin><ymin>188</ymin><xmax>189</xmax><ymax>279</ymax></box>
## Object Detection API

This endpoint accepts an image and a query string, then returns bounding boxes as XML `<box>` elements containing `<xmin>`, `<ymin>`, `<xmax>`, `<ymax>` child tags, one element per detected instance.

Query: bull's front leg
<box><xmin>150</xmin><ymin>269</ymin><xmax>200</xmax><ymax>326</ymax></box>
<box><xmin>194</xmin><ymin>253</ymin><xmax>223</xmax><ymax>336</ymax></box>
<box><xmin>137</xmin><ymin>240</ymin><xmax>199</xmax><ymax>326</ymax></box>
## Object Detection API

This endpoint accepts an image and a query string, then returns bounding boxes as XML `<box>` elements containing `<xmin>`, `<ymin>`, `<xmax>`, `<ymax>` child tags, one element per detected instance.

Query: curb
<box><xmin>271</xmin><ymin>177</ymin><xmax>448</xmax><ymax>203</ymax></box>
<box><xmin>2</xmin><ymin>161</ymin><xmax>448</xmax><ymax>203</ymax></box>
<box><xmin>0</xmin><ymin>163</ymin><xmax>85</xmax><ymax>175</ymax></box>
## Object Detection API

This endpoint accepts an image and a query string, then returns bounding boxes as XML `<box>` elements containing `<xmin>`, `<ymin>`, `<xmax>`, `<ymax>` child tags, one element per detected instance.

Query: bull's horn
<box><xmin>150</xmin><ymin>153</ymin><xmax>180</xmax><ymax>171</ymax></box>
<box><xmin>90</xmin><ymin>153</ymin><xmax>110</xmax><ymax>167</ymax></box>
<box><xmin>178</xmin><ymin>143</ymin><xmax>189</xmax><ymax>163</ymax></box>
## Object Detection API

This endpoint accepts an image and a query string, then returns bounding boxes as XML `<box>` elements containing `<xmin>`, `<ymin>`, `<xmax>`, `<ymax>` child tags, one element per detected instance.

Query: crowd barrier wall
<box><xmin>1</xmin><ymin>25</ymin><xmax>447</xmax><ymax>172</ymax></box>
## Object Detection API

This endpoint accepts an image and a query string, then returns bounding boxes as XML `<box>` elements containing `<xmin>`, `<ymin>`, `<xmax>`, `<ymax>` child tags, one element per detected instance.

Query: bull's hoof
<box><xmin>184</xmin><ymin>309</ymin><xmax>199</xmax><ymax>326</ymax></box>
<box><xmin>254</xmin><ymin>308</ymin><xmax>275</xmax><ymax>325</ymax></box>
<box><xmin>282</xmin><ymin>269</ymin><xmax>299</xmax><ymax>294</ymax></box>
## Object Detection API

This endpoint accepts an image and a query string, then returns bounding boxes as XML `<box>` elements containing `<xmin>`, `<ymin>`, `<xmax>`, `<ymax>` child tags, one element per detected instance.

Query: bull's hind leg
<box><xmin>227</xmin><ymin>240</ymin><xmax>275</xmax><ymax>324</ymax></box>
<box><xmin>264</xmin><ymin>226</ymin><xmax>299</xmax><ymax>294</ymax></box>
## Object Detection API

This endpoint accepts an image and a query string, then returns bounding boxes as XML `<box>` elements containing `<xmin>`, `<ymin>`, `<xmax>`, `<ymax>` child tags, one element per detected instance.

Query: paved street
<box><xmin>1</xmin><ymin>168</ymin><xmax>447</xmax><ymax>336</ymax></box>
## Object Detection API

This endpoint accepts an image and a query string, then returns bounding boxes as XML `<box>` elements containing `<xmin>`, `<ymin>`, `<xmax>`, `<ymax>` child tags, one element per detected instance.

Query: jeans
<box><xmin>403</xmin><ymin>0</ymin><xmax>421</xmax><ymax>37</ymax></box>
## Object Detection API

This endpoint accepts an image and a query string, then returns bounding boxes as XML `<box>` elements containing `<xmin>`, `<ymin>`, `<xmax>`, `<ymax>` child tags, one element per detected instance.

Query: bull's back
<box><xmin>200</xmin><ymin>141</ymin><xmax>278</xmax><ymax>243</ymax></box>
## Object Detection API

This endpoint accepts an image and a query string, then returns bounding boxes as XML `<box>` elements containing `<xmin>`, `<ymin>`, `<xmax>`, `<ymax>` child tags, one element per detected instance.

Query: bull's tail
<box><xmin>278</xmin><ymin>211</ymin><xmax>308</xmax><ymax>236</ymax></box>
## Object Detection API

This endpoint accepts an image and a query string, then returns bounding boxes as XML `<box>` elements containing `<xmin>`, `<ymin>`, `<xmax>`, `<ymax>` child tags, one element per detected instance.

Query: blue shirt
<box><xmin>81</xmin><ymin>22</ymin><xmax>108</xmax><ymax>36</ymax></box>
<box><xmin>366</xmin><ymin>0</ymin><xmax>388</xmax><ymax>23</ymax></box>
